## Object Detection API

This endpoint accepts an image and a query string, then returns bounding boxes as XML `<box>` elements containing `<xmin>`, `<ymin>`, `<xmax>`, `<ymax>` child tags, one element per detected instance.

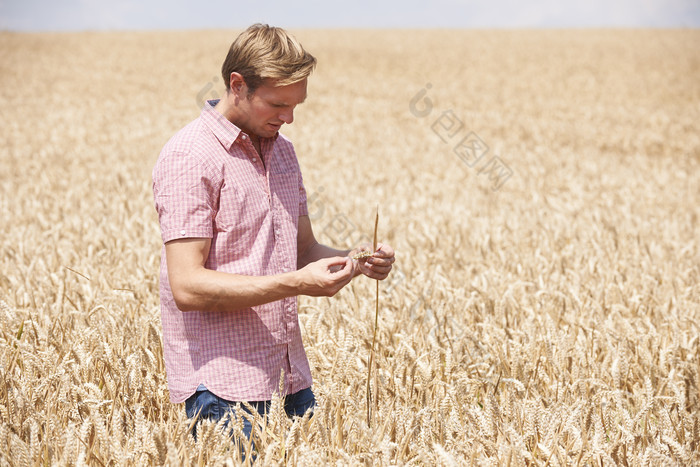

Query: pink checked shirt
<box><xmin>153</xmin><ymin>99</ymin><xmax>312</xmax><ymax>403</ymax></box>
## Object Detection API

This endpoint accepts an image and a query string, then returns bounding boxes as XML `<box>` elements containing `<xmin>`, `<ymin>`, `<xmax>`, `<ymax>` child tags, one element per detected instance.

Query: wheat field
<box><xmin>1</xmin><ymin>29</ymin><xmax>698</xmax><ymax>465</ymax></box>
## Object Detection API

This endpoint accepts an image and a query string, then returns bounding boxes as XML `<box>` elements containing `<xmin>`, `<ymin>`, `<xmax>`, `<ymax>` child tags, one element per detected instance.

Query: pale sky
<box><xmin>1</xmin><ymin>0</ymin><xmax>699</xmax><ymax>31</ymax></box>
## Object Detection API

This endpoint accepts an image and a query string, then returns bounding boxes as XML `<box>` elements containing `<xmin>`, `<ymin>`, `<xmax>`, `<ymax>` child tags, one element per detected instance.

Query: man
<box><xmin>152</xmin><ymin>24</ymin><xmax>395</xmax><ymax>441</ymax></box>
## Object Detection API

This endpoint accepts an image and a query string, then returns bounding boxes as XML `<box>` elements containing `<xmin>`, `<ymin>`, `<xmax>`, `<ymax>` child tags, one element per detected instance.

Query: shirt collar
<box><xmin>201</xmin><ymin>99</ymin><xmax>279</xmax><ymax>151</ymax></box>
<box><xmin>201</xmin><ymin>99</ymin><xmax>241</xmax><ymax>151</ymax></box>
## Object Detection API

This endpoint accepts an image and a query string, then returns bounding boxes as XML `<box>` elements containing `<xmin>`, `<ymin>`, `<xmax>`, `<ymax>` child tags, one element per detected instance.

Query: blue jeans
<box><xmin>185</xmin><ymin>387</ymin><xmax>316</xmax><ymax>442</ymax></box>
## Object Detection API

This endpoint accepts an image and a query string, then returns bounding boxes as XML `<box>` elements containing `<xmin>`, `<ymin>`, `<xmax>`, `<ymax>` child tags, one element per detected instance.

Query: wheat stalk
<box><xmin>366</xmin><ymin>206</ymin><xmax>380</xmax><ymax>427</ymax></box>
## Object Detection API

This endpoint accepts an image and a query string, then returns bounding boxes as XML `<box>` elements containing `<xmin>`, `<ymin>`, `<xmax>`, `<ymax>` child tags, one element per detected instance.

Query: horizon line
<box><xmin>3</xmin><ymin>25</ymin><xmax>699</xmax><ymax>34</ymax></box>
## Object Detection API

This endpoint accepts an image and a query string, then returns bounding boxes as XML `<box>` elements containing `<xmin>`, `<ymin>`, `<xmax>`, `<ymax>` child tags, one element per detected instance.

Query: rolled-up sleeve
<box><xmin>153</xmin><ymin>151</ymin><xmax>221</xmax><ymax>243</ymax></box>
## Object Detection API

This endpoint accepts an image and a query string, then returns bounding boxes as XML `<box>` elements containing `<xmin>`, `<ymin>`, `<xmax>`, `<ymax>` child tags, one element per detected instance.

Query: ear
<box><xmin>228</xmin><ymin>72</ymin><xmax>246</xmax><ymax>96</ymax></box>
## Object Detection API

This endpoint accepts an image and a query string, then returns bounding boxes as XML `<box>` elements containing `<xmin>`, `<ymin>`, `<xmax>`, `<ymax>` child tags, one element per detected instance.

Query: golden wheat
<box><xmin>352</xmin><ymin>251</ymin><xmax>373</xmax><ymax>260</ymax></box>
<box><xmin>0</xmin><ymin>28</ymin><xmax>698</xmax><ymax>465</ymax></box>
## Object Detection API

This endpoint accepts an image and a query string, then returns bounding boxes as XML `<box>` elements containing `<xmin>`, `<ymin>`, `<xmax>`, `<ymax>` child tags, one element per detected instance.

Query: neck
<box><xmin>213</xmin><ymin>95</ymin><xmax>239</xmax><ymax>127</ymax></box>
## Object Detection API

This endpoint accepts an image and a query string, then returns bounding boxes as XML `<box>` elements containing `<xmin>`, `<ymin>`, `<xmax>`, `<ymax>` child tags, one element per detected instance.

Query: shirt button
<box><xmin>180</xmin><ymin>229</ymin><xmax>186</xmax><ymax>236</ymax></box>
<box><xmin>252</xmin><ymin>157</ymin><xmax>257</xmax><ymax>162</ymax></box>
<box><xmin>241</xmin><ymin>134</ymin><xmax>247</xmax><ymax>140</ymax></box>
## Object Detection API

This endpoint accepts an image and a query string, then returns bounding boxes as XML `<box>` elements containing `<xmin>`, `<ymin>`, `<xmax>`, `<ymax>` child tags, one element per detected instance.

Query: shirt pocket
<box><xmin>215</xmin><ymin>174</ymin><xmax>270</xmax><ymax>240</ymax></box>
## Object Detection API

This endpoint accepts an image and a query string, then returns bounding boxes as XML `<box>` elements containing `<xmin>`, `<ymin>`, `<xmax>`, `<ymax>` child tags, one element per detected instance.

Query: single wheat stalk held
<box><xmin>366</xmin><ymin>206</ymin><xmax>380</xmax><ymax>427</ymax></box>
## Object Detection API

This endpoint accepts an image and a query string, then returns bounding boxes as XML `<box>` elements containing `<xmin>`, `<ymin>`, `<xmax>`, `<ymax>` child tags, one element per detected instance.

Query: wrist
<box><xmin>352</xmin><ymin>265</ymin><xmax>363</xmax><ymax>278</ymax></box>
<box><xmin>285</xmin><ymin>268</ymin><xmax>306</xmax><ymax>295</ymax></box>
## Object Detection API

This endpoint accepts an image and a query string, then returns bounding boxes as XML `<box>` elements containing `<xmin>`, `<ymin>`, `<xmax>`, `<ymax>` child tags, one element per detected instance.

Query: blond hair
<box><xmin>221</xmin><ymin>23</ymin><xmax>316</xmax><ymax>93</ymax></box>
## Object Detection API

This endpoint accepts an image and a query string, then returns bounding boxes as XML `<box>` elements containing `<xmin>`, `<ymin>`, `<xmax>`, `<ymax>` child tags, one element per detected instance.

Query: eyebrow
<box><xmin>275</xmin><ymin>95</ymin><xmax>307</xmax><ymax>106</ymax></box>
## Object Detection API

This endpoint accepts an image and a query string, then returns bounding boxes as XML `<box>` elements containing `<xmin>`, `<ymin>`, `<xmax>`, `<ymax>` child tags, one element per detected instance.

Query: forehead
<box><xmin>255</xmin><ymin>79</ymin><xmax>308</xmax><ymax>104</ymax></box>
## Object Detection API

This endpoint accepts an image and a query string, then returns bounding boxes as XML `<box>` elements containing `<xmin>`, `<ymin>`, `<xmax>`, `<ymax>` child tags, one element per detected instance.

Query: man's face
<box><xmin>236</xmin><ymin>78</ymin><xmax>308</xmax><ymax>139</ymax></box>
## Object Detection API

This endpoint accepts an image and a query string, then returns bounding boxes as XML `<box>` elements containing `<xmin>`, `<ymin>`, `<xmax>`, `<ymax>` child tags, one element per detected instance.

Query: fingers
<box><xmin>359</xmin><ymin>258</ymin><xmax>392</xmax><ymax>280</ymax></box>
<box><xmin>326</xmin><ymin>256</ymin><xmax>354</xmax><ymax>279</ymax></box>
<box><xmin>358</xmin><ymin>242</ymin><xmax>395</xmax><ymax>281</ymax></box>
<box><xmin>366</xmin><ymin>245</ymin><xmax>395</xmax><ymax>269</ymax></box>
<box><xmin>360</xmin><ymin>265</ymin><xmax>391</xmax><ymax>280</ymax></box>
<box><xmin>372</xmin><ymin>242</ymin><xmax>395</xmax><ymax>258</ymax></box>
<box><xmin>326</xmin><ymin>255</ymin><xmax>350</xmax><ymax>268</ymax></box>
<box><xmin>365</xmin><ymin>255</ymin><xmax>394</xmax><ymax>268</ymax></box>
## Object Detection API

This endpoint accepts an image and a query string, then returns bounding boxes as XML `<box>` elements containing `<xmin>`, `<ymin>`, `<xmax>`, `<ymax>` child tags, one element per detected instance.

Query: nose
<box><xmin>280</xmin><ymin>108</ymin><xmax>294</xmax><ymax>124</ymax></box>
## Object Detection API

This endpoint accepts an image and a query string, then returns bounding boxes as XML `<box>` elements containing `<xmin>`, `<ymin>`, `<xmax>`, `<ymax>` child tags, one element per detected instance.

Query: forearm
<box><xmin>166</xmin><ymin>235</ymin><xmax>355</xmax><ymax>312</ymax></box>
<box><xmin>172</xmin><ymin>267</ymin><xmax>302</xmax><ymax>312</ymax></box>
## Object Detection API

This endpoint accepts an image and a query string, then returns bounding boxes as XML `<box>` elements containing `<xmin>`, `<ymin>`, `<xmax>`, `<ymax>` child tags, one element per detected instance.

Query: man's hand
<box><xmin>351</xmin><ymin>243</ymin><xmax>395</xmax><ymax>280</ymax></box>
<box><xmin>297</xmin><ymin>256</ymin><xmax>356</xmax><ymax>296</ymax></box>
